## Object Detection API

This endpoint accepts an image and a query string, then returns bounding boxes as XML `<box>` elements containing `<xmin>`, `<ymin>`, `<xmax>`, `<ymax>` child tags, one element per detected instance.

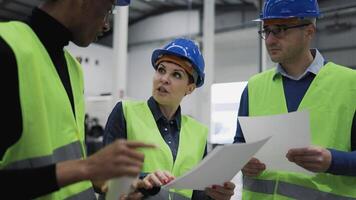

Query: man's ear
<box><xmin>305</xmin><ymin>24</ymin><xmax>316</xmax><ymax>38</ymax></box>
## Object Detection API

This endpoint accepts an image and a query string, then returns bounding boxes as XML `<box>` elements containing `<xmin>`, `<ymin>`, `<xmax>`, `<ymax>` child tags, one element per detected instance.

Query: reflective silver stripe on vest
<box><xmin>145</xmin><ymin>189</ymin><xmax>190</xmax><ymax>200</ymax></box>
<box><xmin>277</xmin><ymin>181</ymin><xmax>356</xmax><ymax>200</ymax></box>
<box><xmin>244</xmin><ymin>177</ymin><xmax>356</xmax><ymax>200</ymax></box>
<box><xmin>4</xmin><ymin>141</ymin><xmax>83</xmax><ymax>169</ymax></box>
<box><xmin>243</xmin><ymin>176</ymin><xmax>276</xmax><ymax>194</ymax></box>
<box><xmin>65</xmin><ymin>187</ymin><xmax>96</xmax><ymax>200</ymax></box>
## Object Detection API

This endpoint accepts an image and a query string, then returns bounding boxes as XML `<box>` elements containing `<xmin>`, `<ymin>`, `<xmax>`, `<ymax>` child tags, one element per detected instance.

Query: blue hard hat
<box><xmin>258</xmin><ymin>0</ymin><xmax>320</xmax><ymax>20</ymax></box>
<box><xmin>151</xmin><ymin>38</ymin><xmax>205</xmax><ymax>87</ymax></box>
<box><xmin>116</xmin><ymin>0</ymin><xmax>130</xmax><ymax>6</ymax></box>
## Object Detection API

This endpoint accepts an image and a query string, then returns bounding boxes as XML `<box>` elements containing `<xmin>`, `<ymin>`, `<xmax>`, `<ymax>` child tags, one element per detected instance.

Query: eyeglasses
<box><xmin>258</xmin><ymin>23</ymin><xmax>311</xmax><ymax>40</ymax></box>
<box><xmin>104</xmin><ymin>5</ymin><xmax>115</xmax><ymax>24</ymax></box>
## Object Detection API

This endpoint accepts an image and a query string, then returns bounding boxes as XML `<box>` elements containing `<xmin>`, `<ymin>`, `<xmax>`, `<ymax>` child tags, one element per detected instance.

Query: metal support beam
<box><xmin>201</xmin><ymin>0</ymin><xmax>215</xmax><ymax>144</ymax></box>
<box><xmin>258</xmin><ymin>0</ymin><xmax>268</xmax><ymax>72</ymax></box>
<box><xmin>112</xmin><ymin>6</ymin><xmax>129</xmax><ymax>105</ymax></box>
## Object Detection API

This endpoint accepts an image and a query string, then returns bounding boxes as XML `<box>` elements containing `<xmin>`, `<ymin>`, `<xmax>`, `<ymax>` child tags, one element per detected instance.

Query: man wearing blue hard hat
<box><xmin>103</xmin><ymin>38</ymin><xmax>235</xmax><ymax>200</ymax></box>
<box><xmin>0</xmin><ymin>0</ymin><xmax>155</xmax><ymax>199</ymax></box>
<box><xmin>234</xmin><ymin>0</ymin><xmax>356</xmax><ymax>199</ymax></box>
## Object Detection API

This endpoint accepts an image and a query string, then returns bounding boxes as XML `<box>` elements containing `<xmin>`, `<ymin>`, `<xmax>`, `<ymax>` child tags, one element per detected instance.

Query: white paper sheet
<box><xmin>105</xmin><ymin>176</ymin><xmax>136</xmax><ymax>200</ymax></box>
<box><xmin>238</xmin><ymin>110</ymin><xmax>311</xmax><ymax>174</ymax></box>
<box><xmin>163</xmin><ymin>137</ymin><xmax>270</xmax><ymax>190</ymax></box>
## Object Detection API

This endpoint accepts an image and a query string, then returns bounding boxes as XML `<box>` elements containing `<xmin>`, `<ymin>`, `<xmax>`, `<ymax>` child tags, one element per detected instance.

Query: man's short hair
<box><xmin>300</xmin><ymin>18</ymin><xmax>317</xmax><ymax>27</ymax></box>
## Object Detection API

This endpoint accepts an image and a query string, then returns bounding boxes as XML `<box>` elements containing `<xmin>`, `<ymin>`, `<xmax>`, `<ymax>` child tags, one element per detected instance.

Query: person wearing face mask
<box><xmin>0</xmin><ymin>0</ymin><xmax>154</xmax><ymax>199</ymax></box>
<box><xmin>103</xmin><ymin>38</ymin><xmax>236</xmax><ymax>200</ymax></box>
<box><xmin>234</xmin><ymin>0</ymin><xmax>356</xmax><ymax>199</ymax></box>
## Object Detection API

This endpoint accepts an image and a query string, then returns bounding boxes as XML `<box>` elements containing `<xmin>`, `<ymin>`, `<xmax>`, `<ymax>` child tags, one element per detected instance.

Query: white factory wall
<box><xmin>67</xmin><ymin>43</ymin><xmax>115</xmax><ymax>126</ymax></box>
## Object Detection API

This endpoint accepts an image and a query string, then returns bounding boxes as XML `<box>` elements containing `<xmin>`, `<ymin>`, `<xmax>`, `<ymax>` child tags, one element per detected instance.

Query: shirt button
<box><xmin>170</xmin><ymin>121</ymin><xmax>174</xmax><ymax>124</ymax></box>
<box><xmin>168</xmin><ymin>141</ymin><xmax>172</xmax><ymax>144</ymax></box>
<box><xmin>164</xmin><ymin>128</ymin><xmax>168</xmax><ymax>131</ymax></box>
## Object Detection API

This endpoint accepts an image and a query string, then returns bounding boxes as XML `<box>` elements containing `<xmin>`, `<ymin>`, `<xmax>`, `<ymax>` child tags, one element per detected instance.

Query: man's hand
<box><xmin>241</xmin><ymin>157</ymin><xmax>266</xmax><ymax>177</ymax></box>
<box><xmin>205</xmin><ymin>181</ymin><xmax>235</xmax><ymax>200</ymax></box>
<box><xmin>85</xmin><ymin>140</ymin><xmax>155</xmax><ymax>181</ymax></box>
<box><xmin>56</xmin><ymin>140</ymin><xmax>155</xmax><ymax>188</ymax></box>
<box><xmin>286</xmin><ymin>146</ymin><xmax>332</xmax><ymax>173</ymax></box>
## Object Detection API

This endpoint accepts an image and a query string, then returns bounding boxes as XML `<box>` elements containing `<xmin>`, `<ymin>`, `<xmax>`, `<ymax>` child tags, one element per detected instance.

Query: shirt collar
<box><xmin>273</xmin><ymin>49</ymin><xmax>325</xmax><ymax>80</ymax></box>
<box><xmin>27</xmin><ymin>7</ymin><xmax>72</xmax><ymax>50</ymax></box>
<box><xmin>147</xmin><ymin>97</ymin><xmax>181</xmax><ymax>130</ymax></box>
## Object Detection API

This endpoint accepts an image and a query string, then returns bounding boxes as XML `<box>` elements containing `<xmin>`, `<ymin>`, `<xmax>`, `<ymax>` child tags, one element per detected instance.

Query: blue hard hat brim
<box><xmin>151</xmin><ymin>49</ymin><xmax>204</xmax><ymax>87</ymax></box>
<box><xmin>254</xmin><ymin>13</ymin><xmax>321</xmax><ymax>22</ymax></box>
<box><xmin>116</xmin><ymin>0</ymin><xmax>130</xmax><ymax>6</ymax></box>
<box><xmin>253</xmin><ymin>18</ymin><xmax>262</xmax><ymax>22</ymax></box>
<box><xmin>151</xmin><ymin>49</ymin><xmax>190</xmax><ymax>69</ymax></box>
<box><xmin>254</xmin><ymin>16</ymin><xmax>320</xmax><ymax>22</ymax></box>
<box><xmin>253</xmin><ymin>16</ymin><xmax>299</xmax><ymax>22</ymax></box>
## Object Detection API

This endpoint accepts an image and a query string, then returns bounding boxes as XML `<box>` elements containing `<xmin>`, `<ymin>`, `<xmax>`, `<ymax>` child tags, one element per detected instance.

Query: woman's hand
<box><xmin>205</xmin><ymin>181</ymin><xmax>235</xmax><ymax>200</ymax></box>
<box><xmin>142</xmin><ymin>170</ymin><xmax>175</xmax><ymax>189</ymax></box>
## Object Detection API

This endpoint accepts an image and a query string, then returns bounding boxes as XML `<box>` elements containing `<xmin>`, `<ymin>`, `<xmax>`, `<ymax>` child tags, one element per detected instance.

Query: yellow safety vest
<box><xmin>244</xmin><ymin>63</ymin><xmax>356</xmax><ymax>199</ymax></box>
<box><xmin>123</xmin><ymin>100</ymin><xmax>208</xmax><ymax>199</ymax></box>
<box><xmin>0</xmin><ymin>21</ymin><xmax>94</xmax><ymax>200</ymax></box>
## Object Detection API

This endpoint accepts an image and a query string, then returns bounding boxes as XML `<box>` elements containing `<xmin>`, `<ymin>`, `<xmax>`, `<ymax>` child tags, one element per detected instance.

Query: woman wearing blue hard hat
<box><xmin>104</xmin><ymin>38</ymin><xmax>235</xmax><ymax>200</ymax></box>
<box><xmin>234</xmin><ymin>0</ymin><xmax>356</xmax><ymax>199</ymax></box>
